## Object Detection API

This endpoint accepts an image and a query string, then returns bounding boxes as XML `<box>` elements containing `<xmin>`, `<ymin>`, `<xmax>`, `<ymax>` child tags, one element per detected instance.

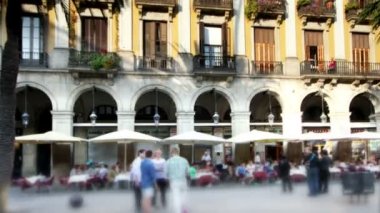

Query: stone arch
<box><xmin>190</xmin><ymin>85</ymin><xmax>237</xmax><ymax>112</ymax></box>
<box><xmin>67</xmin><ymin>84</ymin><xmax>120</xmax><ymax>111</ymax></box>
<box><xmin>246</xmin><ymin>85</ymin><xmax>284</xmax><ymax>111</ymax></box>
<box><xmin>16</xmin><ymin>81</ymin><xmax>57</xmax><ymax>110</ymax></box>
<box><xmin>130</xmin><ymin>84</ymin><xmax>182</xmax><ymax>112</ymax></box>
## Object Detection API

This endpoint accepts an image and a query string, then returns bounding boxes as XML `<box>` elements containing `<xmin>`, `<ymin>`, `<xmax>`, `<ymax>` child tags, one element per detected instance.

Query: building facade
<box><xmin>1</xmin><ymin>0</ymin><xmax>380</xmax><ymax>177</ymax></box>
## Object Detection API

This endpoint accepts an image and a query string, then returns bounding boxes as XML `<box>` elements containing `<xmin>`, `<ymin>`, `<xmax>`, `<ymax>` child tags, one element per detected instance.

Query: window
<box><xmin>144</xmin><ymin>21</ymin><xmax>167</xmax><ymax>58</ymax></box>
<box><xmin>82</xmin><ymin>18</ymin><xmax>108</xmax><ymax>52</ymax></box>
<box><xmin>21</xmin><ymin>16</ymin><xmax>42</xmax><ymax>62</ymax></box>
<box><xmin>199</xmin><ymin>23</ymin><xmax>229</xmax><ymax>68</ymax></box>
<box><xmin>254</xmin><ymin>28</ymin><xmax>275</xmax><ymax>73</ymax></box>
<box><xmin>304</xmin><ymin>30</ymin><xmax>324</xmax><ymax>72</ymax></box>
<box><xmin>352</xmin><ymin>33</ymin><xmax>369</xmax><ymax>73</ymax></box>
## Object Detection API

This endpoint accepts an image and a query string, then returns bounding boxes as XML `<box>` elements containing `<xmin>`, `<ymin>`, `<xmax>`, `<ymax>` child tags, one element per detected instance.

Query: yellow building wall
<box><xmin>190</xmin><ymin>3</ymin><xmax>197</xmax><ymax>55</ymax></box>
<box><xmin>279</xmin><ymin>21</ymin><xmax>286</xmax><ymax>61</ymax></box>
<box><xmin>132</xmin><ymin>1</ymin><xmax>139</xmax><ymax>55</ymax></box>
<box><xmin>47</xmin><ymin>8</ymin><xmax>56</xmax><ymax>53</ymax></box>
<box><xmin>328</xmin><ymin>24</ymin><xmax>335</xmax><ymax>60</ymax></box>
<box><xmin>376</xmin><ymin>29</ymin><xmax>380</xmax><ymax>62</ymax></box>
<box><xmin>172</xmin><ymin>10</ymin><xmax>179</xmax><ymax>57</ymax></box>
<box><xmin>113</xmin><ymin>13</ymin><xmax>118</xmax><ymax>51</ymax></box>
<box><xmin>295</xmin><ymin>8</ymin><xmax>303</xmax><ymax>60</ymax></box>
<box><xmin>244</xmin><ymin>16</ymin><xmax>252</xmax><ymax>60</ymax></box>
<box><xmin>343</xmin><ymin>0</ymin><xmax>351</xmax><ymax>60</ymax></box>
<box><xmin>229</xmin><ymin>17</ymin><xmax>234</xmax><ymax>56</ymax></box>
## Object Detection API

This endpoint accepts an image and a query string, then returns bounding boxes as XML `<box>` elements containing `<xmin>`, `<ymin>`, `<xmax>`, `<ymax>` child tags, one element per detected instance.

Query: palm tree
<box><xmin>0</xmin><ymin>0</ymin><xmax>21</xmax><ymax>211</ymax></box>
<box><xmin>358</xmin><ymin>0</ymin><xmax>380</xmax><ymax>29</ymax></box>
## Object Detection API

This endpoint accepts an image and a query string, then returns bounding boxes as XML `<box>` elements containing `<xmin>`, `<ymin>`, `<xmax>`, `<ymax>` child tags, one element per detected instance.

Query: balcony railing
<box><xmin>193</xmin><ymin>55</ymin><xmax>236</xmax><ymax>73</ymax></box>
<box><xmin>193</xmin><ymin>0</ymin><xmax>233</xmax><ymax>12</ymax></box>
<box><xmin>69</xmin><ymin>50</ymin><xmax>119</xmax><ymax>69</ymax></box>
<box><xmin>251</xmin><ymin>61</ymin><xmax>283</xmax><ymax>75</ymax></box>
<box><xmin>257</xmin><ymin>0</ymin><xmax>286</xmax><ymax>17</ymax></box>
<box><xmin>136</xmin><ymin>56</ymin><xmax>173</xmax><ymax>71</ymax></box>
<box><xmin>20</xmin><ymin>52</ymin><xmax>48</xmax><ymax>67</ymax></box>
<box><xmin>345</xmin><ymin>0</ymin><xmax>374</xmax><ymax>22</ymax></box>
<box><xmin>135</xmin><ymin>0</ymin><xmax>176</xmax><ymax>7</ymax></box>
<box><xmin>298</xmin><ymin>1</ymin><xmax>336</xmax><ymax>19</ymax></box>
<box><xmin>300</xmin><ymin>60</ymin><xmax>380</xmax><ymax>76</ymax></box>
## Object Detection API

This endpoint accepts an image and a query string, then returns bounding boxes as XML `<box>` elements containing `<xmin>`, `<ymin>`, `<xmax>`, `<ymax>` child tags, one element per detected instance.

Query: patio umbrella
<box><xmin>89</xmin><ymin>129</ymin><xmax>160</xmax><ymax>170</ymax></box>
<box><xmin>15</xmin><ymin>131</ymin><xmax>86</xmax><ymax>176</ymax></box>
<box><xmin>227</xmin><ymin>129</ymin><xmax>286</xmax><ymax>144</ymax></box>
<box><xmin>295</xmin><ymin>131</ymin><xmax>351</xmax><ymax>142</ymax></box>
<box><xmin>161</xmin><ymin>131</ymin><xmax>227</xmax><ymax>163</ymax></box>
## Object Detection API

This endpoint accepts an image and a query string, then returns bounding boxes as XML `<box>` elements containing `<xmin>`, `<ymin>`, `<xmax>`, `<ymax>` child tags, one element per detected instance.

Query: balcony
<box><xmin>193</xmin><ymin>55</ymin><xmax>236</xmax><ymax>77</ymax></box>
<box><xmin>256</xmin><ymin>0</ymin><xmax>286</xmax><ymax>20</ymax></box>
<box><xmin>251</xmin><ymin>61</ymin><xmax>283</xmax><ymax>75</ymax></box>
<box><xmin>20</xmin><ymin>52</ymin><xmax>48</xmax><ymax>68</ymax></box>
<box><xmin>68</xmin><ymin>50</ymin><xmax>120</xmax><ymax>79</ymax></box>
<box><xmin>297</xmin><ymin>0</ymin><xmax>335</xmax><ymax>25</ymax></box>
<box><xmin>300</xmin><ymin>60</ymin><xmax>380</xmax><ymax>79</ymax></box>
<box><xmin>345</xmin><ymin>0</ymin><xmax>373</xmax><ymax>26</ymax></box>
<box><xmin>135</xmin><ymin>0</ymin><xmax>176</xmax><ymax>8</ymax></box>
<box><xmin>136</xmin><ymin>56</ymin><xmax>174</xmax><ymax>72</ymax></box>
<box><xmin>193</xmin><ymin>0</ymin><xmax>233</xmax><ymax>16</ymax></box>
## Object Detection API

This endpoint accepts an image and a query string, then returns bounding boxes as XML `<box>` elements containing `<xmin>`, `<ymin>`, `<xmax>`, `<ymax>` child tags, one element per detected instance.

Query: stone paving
<box><xmin>7</xmin><ymin>182</ymin><xmax>380</xmax><ymax>213</ymax></box>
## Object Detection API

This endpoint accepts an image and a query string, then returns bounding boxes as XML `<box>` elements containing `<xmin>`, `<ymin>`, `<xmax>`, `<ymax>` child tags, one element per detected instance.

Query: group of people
<box><xmin>130</xmin><ymin>147</ymin><xmax>190</xmax><ymax>213</ymax></box>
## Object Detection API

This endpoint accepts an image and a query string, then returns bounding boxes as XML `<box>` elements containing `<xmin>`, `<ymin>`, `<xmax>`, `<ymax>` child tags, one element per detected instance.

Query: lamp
<box><xmin>153</xmin><ymin>88</ymin><xmax>160</xmax><ymax>127</ymax></box>
<box><xmin>320</xmin><ymin>91</ymin><xmax>327</xmax><ymax>123</ymax></box>
<box><xmin>89</xmin><ymin>86</ymin><xmax>97</xmax><ymax>125</ymax></box>
<box><xmin>212</xmin><ymin>89</ymin><xmax>219</xmax><ymax>124</ymax></box>
<box><xmin>267</xmin><ymin>91</ymin><xmax>274</xmax><ymax>126</ymax></box>
<box><xmin>22</xmin><ymin>85</ymin><xmax>30</xmax><ymax>127</ymax></box>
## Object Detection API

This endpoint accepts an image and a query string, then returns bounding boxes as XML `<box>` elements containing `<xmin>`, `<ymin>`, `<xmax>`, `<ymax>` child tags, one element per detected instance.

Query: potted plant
<box><xmin>89</xmin><ymin>53</ymin><xmax>119</xmax><ymax>71</ymax></box>
<box><xmin>245</xmin><ymin>0</ymin><xmax>258</xmax><ymax>19</ymax></box>
<box><xmin>344</xmin><ymin>0</ymin><xmax>359</xmax><ymax>13</ymax></box>
<box><xmin>297</xmin><ymin>0</ymin><xmax>311</xmax><ymax>10</ymax></box>
<box><xmin>324</xmin><ymin>0</ymin><xmax>334</xmax><ymax>9</ymax></box>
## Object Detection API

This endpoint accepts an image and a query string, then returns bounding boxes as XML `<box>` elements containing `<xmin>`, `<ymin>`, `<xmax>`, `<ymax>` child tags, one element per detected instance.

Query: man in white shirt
<box><xmin>130</xmin><ymin>149</ymin><xmax>145</xmax><ymax>213</ymax></box>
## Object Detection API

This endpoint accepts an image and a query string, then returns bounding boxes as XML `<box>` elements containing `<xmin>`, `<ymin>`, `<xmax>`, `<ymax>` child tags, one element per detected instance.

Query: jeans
<box><xmin>307</xmin><ymin>168</ymin><xmax>319</xmax><ymax>196</ymax></box>
<box><xmin>319</xmin><ymin>169</ymin><xmax>330</xmax><ymax>193</ymax></box>
<box><xmin>133</xmin><ymin>185</ymin><xmax>142</xmax><ymax>212</ymax></box>
<box><xmin>281</xmin><ymin>176</ymin><xmax>292</xmax><ymax>192</ymax></box>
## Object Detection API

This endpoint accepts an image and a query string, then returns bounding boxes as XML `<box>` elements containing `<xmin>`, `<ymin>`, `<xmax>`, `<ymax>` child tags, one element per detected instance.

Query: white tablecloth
<box><xmin>68</xmin><ymin>174</ymin><xmax>90</xmax><ymax>184</ymax></box>
<box><xmin>195</xmin><ymin>172</ymin><xmax>217</xmax><ymax>179</ymax></box>
<box><xmin>366</xmin><ymin>166</ymin><xmax>380</xmax><ymax>173</ymax></box>
<box><xmin>290</xmin><ymin>169</ymin><xmax>306</xmax><ymax>176</ymax></box>
<box><xmin>329</xmin><ymin>167</ymin><xmax>341</xmax><ymax>173</ymax></box>
<box><xmin>26</xmin><ymin>175</ymin><xmax>45</xmax><ymax>185</ymax></box>
<box><xmin>114</xmin><ymin>173</ymin><xmax>130</xmax><ymax>182</ymax></box>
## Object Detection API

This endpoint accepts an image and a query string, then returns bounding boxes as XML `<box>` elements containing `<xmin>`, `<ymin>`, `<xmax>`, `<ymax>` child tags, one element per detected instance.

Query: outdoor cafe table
<box><xmin>68</xmin><ymin>174</ymin><xmax>90</xmax><ymax>184</ymax></box>
<box><xmin>114</xmin><ymin>173</ymin><xmax>131</xmax><ymax>189</ymax></box>
<box><xmin>26</xmin><ymin>175</ymin><xmax>46</xmax><ymax>185</ymax></box>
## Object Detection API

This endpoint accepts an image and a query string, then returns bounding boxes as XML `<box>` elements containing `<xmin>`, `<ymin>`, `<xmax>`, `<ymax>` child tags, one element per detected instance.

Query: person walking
<box><xmin>140</xmin><ymin>150</ymin><xmax>156</xmax><ymax>213</ymax></box>
<box><xmin>166</xmin><ymin>147</ymin><xmax>190</xmax><ymax>213</ymax></box>
<box><xmin>130</xmin><ymin>149</ymin><xmax>145</xmax><ymax>213</ymax></box>
<box><xmin>319</xmin><ymin>149</ymin><xmax>332</xmax><ymax>193</ymax></box>
<box><xmin>278</xmin><ymin>155</ymin><xmax>292</xmax><ymax>193</ymax></box>
<box><xmin>152</xmin><ymin>149</ymin><xmax>168</xmax><ymax>208</ymax></box>
<box><xmin>305</xmin><ymin>146</ymin><xmax>320</xmax><ymax>196</ymax></box>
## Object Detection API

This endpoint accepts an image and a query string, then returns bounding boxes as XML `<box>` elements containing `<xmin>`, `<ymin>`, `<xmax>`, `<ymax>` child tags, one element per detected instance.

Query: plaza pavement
<box><xmin>7</xmin><ymin>181</ymin><xmax>380</xmax><ymax>213</ymax></box>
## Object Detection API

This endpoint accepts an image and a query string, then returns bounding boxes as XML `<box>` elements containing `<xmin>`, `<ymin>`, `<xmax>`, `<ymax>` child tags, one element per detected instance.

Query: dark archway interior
<box><xmin>301</xmin><ymin>92</ymin><xmax>329</xmax><ymax>122</ymax></box>
<box><xmin>250</xmin><ymin>92</ymin><xmax>282</xmax><ymax>123</ymax></box>
<box><xmin>350</xmin><ymin>94</ymin><xmax>374</xmax><ymax>122</ymax></box>
<box><xmin>194</xmin><ymin>90</ymin><xmax>231</xmax><ymax>123</ymax></box>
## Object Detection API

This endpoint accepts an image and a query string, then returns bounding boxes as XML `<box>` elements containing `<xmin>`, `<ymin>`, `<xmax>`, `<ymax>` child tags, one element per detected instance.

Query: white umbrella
<box><xmin>161</xmin><ymin>131</ymin><xmax>227</xmax><ymax>163</ymax></box>
<box><xmin>161</xmin><ymin>131</ymin><xmax>227</xmax><ymax>145</ymax></box>
<box><xmin>15</xmin><ymin>131</ymin><xmax>86</xmax><ymax>143</ymax></box>
<box><xmin>89</xmin><ymin>129</ymin><xmax>160</xmax><ymax>170</ymax></box>
<box><xmin>228</xmin><ymin>129</ymin><xmax>286</xmax><ymax>143</ymax></box>
<box><xmin>295</xmin><ymin>131</ymin><xmax>351</xmax><ymax>141</ymax></box>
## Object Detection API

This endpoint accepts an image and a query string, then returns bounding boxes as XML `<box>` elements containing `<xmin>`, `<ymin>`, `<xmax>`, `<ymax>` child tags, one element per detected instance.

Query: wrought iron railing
<box><xmin>135</xmin><ymin>0</ymin><xmax>176</xmax><ymax>6</ymax></box>
<box><xmin>20</xmin><ymin>52</ymin><xmax>48</xmax><ymax>67</ymax></box>
<box><xmin>193</xmin><ymin>55</ymin><xmax>236</xmax><ymax>72</ymax></box>
<box><xmin>193</xmin><ymin>0</ymin><xmax>233</xmax><ymax>10</ymax></box>
<box><xmin>69</xmin><ymin>49</ymin><xmax>120</xmax><ymax>69</ymax></box>
<box><xmin>345</xmin><ymin>0</ymin><xmax>374</xmax><ymax>21</ymax></box>
<box><xmin>251</xmin><ymin>61</ymin><xmax>283</xmax><ymax>75</ymax></box>
<box><xmin>298</xmin><ymin>1</ymin><xmax>336</xmax><ymax>18</ymax></box>
<box><xmin>136</xmin><ymin>56</ymin><xmax>173</xmax><ymax>71</ymax></box>
<box><xmin>300</xmin><ymin>60</ymin><xmax>380</xmax><ymax>76</ymax></box>
<box><xmin>257</xmin><ymin>0</ymin><xmax>286</xmax><ymax>15</ymax></box>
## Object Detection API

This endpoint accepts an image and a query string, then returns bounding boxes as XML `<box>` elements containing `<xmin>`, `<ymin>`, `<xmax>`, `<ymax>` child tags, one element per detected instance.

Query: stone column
<box><xmin>176</xmin><ymin>111</ymin><xmax>195</xmax><ymax>134</ymax></box>
<box><xmin>49</xmin><ymin>0</ymin><xmax>69</xmax><ymax>69</ymax></box>
<box><xmin>51</xmin><ymin>111</ymin><xmax>74</xmax><ymax>135</ymax></box>
<box><xmin>284</xmin><ymin>0</ymin><xmax>299</xmax><ymax>76</ymax></box>
<box><xmin>334</xmin><ymin>0</ymin><xmax>346</xmax><ymax>61</ymax></box>
<box><xmin>233</xmin><ymin>0</ymin><xmax>248</xmax><ymax>74</ymax></box>
<box><xmin>117</xmin><ymin>111</ymin><xmax>136</xmax><ymax>130</ymax></box>
<box><xmin>118</xmin><ymin>0</ymin><xmax>135</xmax><ymax>71</ymax></box>
<box><xmin>329</xmin><ymin>112</ymin><xmax>351</xmax><ymax>134</ymax></box>
<box><xmin>176</xmin><ymin>0</ymin><xmax>193</xmax><ymax>73</ymax></box>
<box><xmin>374</xmin><ymin>113</ymin><xmax>380</xmax><ymax>132</ymax></box>
<box><xmin>281</xmin><ymin>111</ymin><xmax>303</xmax><ymax>157</ymax></box>
<box><xmin>231</xmin><ymin>111</ymin><xmax>251</xmax><ymax>162</ymax></box>
<box><xmin>22</xmin><ymin>144</ymin><xmax>37</xmax><ymax>176</ymax></box>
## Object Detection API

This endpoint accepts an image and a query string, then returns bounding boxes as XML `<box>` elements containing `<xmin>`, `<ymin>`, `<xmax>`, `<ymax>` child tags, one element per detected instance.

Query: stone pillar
<box><xmin>117</xmin><ymin>111</ymin><xmax>136</xmax><ymax>130</ymax></box>
<box><xmin>22</xmin><ymin>144</ymin><xmax>36</xmax><ymax>176</ymax></box>
<box><xmin>49</xmin><ymin>0</ymin><xmax>69</xmax><ymax>69</ymax></box>
<box><xmin>231</xmin><ymin>111</ymin><xmax>250</xmax><ymax>162</ymax></box>
<box><xmin>233</xmin><ymin>0</ymin><xmax>248</xmax><ymax>74</ymax></box>
<box><xmin>51</xmin><ymin>111</ymin><xmax>74</xmax><ymax>135</ymax></box>
<box><xmin>176</xmin><ymin>112</ymin><xmax>195</xmax><ymax>134</ymax></box>
<box><xmin>374</xmin><ymin>113</ymin><xmax>380</xmax><ymax>132</ymax></box>
<box><xmin>334</xmin><ymin>0</ymin><xmax>346</xmax><ymax>60</ymax></box>
<box><xmin>118</xmin><ymin>0</ymin><xmax>135</xmax><ymax>71</ymax></box>
<box><xmin>284</xmin><ymin>0</ymin><xmax>299</xmax><ymax>76</ymax></box>
<box><xmin>329</xmin><ymin>112</ymin><xmax>351</xmax><ymax>134</ymax></box>
<box><xmin>281</xmin><ymin>111</ymin><xmax>303</xmax><ymax>160</ymax></box>
<box><xmin>176</xmin><ymin>0</ymin><xmax>192</xmax><ymax>73</ymax></box>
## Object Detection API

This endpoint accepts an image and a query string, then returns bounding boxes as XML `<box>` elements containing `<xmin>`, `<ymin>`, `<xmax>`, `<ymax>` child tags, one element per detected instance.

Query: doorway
<box><xmin>37</xmin><ymin>144</ymin><xmax>51</xmax><ymax>176</ymax></box>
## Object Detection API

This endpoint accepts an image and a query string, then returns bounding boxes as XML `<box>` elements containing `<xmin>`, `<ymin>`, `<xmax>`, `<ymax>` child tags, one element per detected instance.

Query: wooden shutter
<box><xmin>82</xmin><ymin>18</ymin><xmax>91</xmax><ymax>51</ymax></box>
<box><xmin>199</xmin><ymin>22</ymin><xmax>204</xmax><ymax>54</ymax></box>
<box><xmin>144</xmin><ymin>21</ymin><xmax>155</xmax><ymax>57</ymax></box>
<box><xmin>304</xmin><ymin>30</ymin><xmax>323</xmax><ymax>61</ymax></box>
<box><xmin>222</xmin><ymin>23</ymin><xmax>227</xmax><ymax>56</ymax></box>
<box><xmin>96</xmin><ymin>18</ymin><xmax>107</xmax><ymax>52</ymax></box>
<box><xmin>352</xmin><ymin>33</ymin><xmax>369</xmax><ymax>72</ymax></box>
<box><xmin>159</xmin><ymin>22</ymin><xmax>167</xmax><ymax>57</ymax></box>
